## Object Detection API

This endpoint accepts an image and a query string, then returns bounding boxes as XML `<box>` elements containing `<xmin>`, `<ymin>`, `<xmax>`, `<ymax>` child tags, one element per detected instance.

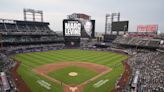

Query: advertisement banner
<box><xmin>137</xmin><ymin>25</ymin><xmax>158</xmax><ymax>32</ymax></box>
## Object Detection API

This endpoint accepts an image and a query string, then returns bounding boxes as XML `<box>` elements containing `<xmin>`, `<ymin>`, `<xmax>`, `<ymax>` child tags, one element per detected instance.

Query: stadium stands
<box><xmin>0</xmin><ymin>19</ymin><xmax>64</xmax><ymax>52</ymax></box>
<box><xmin>0</xmin><ymin>19</ymin><xmax>53</xmax><ymax>34</ymax></box>
<box><xmin>124</xmin><ymin>51</ymin><xmax>164</xmax><ymax>92</ymax></box>
<box><xmin>0</xmin><ymin>72</ymin><xmax>10</xmax><ymax>91</ymax></box>
<box><xmin>113</xmin><ymin>36</ymin><xmax>161</xmax><ymax>49</ymax></box>
<box><xmin>112</xmin><ymin>35</ymin><xmax>164</xmax><ymax>92</ymax></box>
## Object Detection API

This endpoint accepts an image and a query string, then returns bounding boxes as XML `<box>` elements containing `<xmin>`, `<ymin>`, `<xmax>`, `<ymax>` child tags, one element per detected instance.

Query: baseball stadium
<box><xmin>0</xmin><ymin>1</ymin><xmax>164</xmax><ymax>92</ymax></box>
<box><xmin>12</xmin><ymin>49</ymin><xmax>128</xmax><ymax>92</ymax></box>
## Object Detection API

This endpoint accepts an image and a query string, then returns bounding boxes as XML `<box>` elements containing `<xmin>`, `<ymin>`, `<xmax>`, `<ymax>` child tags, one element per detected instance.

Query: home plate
<box><xmin>69</xmin><ymin>87</ymin><xmax>78</xmax><ymax>92</ymax></box>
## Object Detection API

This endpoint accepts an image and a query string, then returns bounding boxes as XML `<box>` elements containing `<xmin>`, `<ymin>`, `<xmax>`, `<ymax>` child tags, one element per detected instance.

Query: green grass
<box><xmin>13</xmin><ymin>49</ymin><xmax>128</xmax><ymax>92</ymax></box>
<box><xmin>48</xmin><ymin>66</ymin><xmax>98</xmax><ymax>84</ymax></box>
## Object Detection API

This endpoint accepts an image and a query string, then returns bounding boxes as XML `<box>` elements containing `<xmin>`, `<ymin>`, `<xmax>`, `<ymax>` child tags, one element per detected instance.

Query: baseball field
<box><xmin>12</xmin><ymin>49</ymin><xmax>128</xmax><ymax>92</ymax></box>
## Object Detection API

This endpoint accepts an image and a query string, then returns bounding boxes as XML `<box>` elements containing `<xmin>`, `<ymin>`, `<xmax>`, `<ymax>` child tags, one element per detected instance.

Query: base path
<box><xmin>33</xmin><ymin>62</ymin><xmax>112</xmax><ymax>92</ymax></box>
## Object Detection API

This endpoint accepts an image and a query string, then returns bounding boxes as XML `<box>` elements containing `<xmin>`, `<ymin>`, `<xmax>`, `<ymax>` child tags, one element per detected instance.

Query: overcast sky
<box><xmin>0</xmin><ymin>0</ymin><xmax>163</xmax><ymax>33</ymax></box>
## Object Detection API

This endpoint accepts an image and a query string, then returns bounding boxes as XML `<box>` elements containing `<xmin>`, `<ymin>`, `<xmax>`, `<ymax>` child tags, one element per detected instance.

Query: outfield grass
<box><xmin>48</xmin><ymin>66</ymin><xmax>98</xmax><ymax>84</ymax></box>
<box><xmin>13</xmin><ymin>49</ymin><xmax>128</xmax><ymax>92</ymax></box>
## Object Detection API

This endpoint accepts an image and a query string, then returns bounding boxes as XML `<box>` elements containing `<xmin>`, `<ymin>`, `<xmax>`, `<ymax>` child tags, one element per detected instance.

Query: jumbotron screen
<box><xmin>112</xmin><ymin>21</ymin><xmax>129</xmax><ymax>31</ymax></box>
<box><xmin>80</xmin><ymin>20</ymin><xmax>95</xmax><ymax>38</ymax></box>
<box><xmin>63</xmin><ymin>20</ymin><xmax>81</xmax><ymax>37</ymax></box>
<box><xmin>63</xmin><ymin>19</ymin><xmax>95</xmax><ymax>38</ymax></box>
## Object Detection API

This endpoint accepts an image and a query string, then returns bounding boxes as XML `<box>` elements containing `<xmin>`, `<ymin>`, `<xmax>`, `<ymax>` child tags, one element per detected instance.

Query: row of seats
<box><xmin>0</xmin><ymin>23</ymin><xmax>52</xmax><ymax>33</ymax></box>
<box><xmin>124</xmin><ymin>51</ymin><xmax>164</xmax><ymax>92</ymax></box>
<box><xmin>113</xmin><ymin>36</ymin><xmax>161</xmax><ymax>47</ymax></box>
<box><xmin>1</xmin><ymin>36</ymin><xmax>63</xmax><ymax>43</ymax></box>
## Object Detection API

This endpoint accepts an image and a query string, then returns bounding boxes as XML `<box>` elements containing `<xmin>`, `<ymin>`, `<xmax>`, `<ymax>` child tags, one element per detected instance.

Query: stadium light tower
<box><xmin>105</xmin><ymin>14</ymin><xmax>110</xmax><ymax>35</ymax></box>
<box><xmin>23</xmin><ymin>8</ymin><xmax>43</xmax><ymax>22</ymax></box>
<box><xmin>105</xmin><ymin>13</ymin><xmax>120</xmax><ymax>35</ymax></box>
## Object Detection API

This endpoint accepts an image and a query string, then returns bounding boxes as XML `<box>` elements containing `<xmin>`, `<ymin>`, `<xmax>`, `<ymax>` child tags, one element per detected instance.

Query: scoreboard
<box><xmin>63</xmin><ymin>20</ymin><xmax>81</xmax><ymax>37</ymax></box>
<box><xmin>63</xmin><ymin>19</ymin><xmax>95</xmax><ymax>47</ymax></box>
<box><xmin>63</xmin><ymin>19</ymin><xmax>95</xmax><ymax>38</ymax></box>
<box><xmin>112</xmin><ymin>21</ymin><xmax>129</xmax><ymax>31</ymax></box>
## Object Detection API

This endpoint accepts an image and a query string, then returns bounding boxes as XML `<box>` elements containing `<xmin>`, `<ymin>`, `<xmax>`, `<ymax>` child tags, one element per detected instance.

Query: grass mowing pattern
<box><xmin>48</xmin><ymin>66</ymin><xmax>98</xmax><ymax>84</ymax></box>
<box><xmin>13</xmin><ymin>49</ymin><xmax>128</xmax><ymax>92</ymax></box>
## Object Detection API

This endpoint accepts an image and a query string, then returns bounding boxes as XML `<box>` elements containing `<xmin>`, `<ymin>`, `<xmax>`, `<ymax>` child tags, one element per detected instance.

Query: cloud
<box><xmin>0</xmin><ymin>12</ymin><xmax>22</xmax><ymax>20</ymax></box>
<box><xmin>0</xmin><ymin>0</ymin><xmax>163</xmax><ymax>32</ymax></box>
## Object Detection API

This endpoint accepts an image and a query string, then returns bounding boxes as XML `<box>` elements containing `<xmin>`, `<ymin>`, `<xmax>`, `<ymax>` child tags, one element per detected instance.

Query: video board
<box><xmin>80</xmin><ymin>20</ymin><xmax>95</xmax><ymax>38</ymax></box>
<box><xmin>112</xmin><ymin>21</ymin><xmax>129</xmax><ymax>31</ymax></box>
<box><xmin>63</xmin><ymin>20</ymin><xmax>81</xmax><ymax>37</ymax></box>
<box><xmin>63</xmin><ymin>19</ymin><xmax>95</xmax><ymax>38</ymax></box>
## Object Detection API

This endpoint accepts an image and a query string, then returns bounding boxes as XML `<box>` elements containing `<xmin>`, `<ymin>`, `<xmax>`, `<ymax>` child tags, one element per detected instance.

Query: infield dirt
<box><xmin>33</xmin><ymin>62</ymin><xmax>112</xmax><ymax>92</ymax></box>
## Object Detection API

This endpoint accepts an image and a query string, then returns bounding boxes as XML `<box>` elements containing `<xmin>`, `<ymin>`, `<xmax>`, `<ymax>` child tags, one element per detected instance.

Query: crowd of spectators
<box><xmin>113</xmin><ymin>36</ymin><xmax>164</xmax><ymax>92</ymax></box>
<box><xmin>113</xmin><ymin>36</ymin><xmax>162</xmax><ymax>48</ymax></box>
<box><xmin>124</xmin><ymin>51</ymin><xmax>164</xmax><ymax>92</ymax></box>
<box><xmin>1</xmin><ymin>35</ymin><xmax>63</xmax><ymax>43</ymax></box>
<box><xmin>0</xmin><ymin>52</ymin><xmax>18</xmax><ymax>92</ymax></box>
<box><xmin>0</xmin><ymin>53</ymin><xmax>8</xmax><ymax>68</ymax></box>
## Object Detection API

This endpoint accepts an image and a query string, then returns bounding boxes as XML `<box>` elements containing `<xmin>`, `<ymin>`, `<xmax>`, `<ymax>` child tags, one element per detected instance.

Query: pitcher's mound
<box><xmin>68</xmin><ymin>72</ymin><xmax>78</xmax><ymax>77</ymax></box>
